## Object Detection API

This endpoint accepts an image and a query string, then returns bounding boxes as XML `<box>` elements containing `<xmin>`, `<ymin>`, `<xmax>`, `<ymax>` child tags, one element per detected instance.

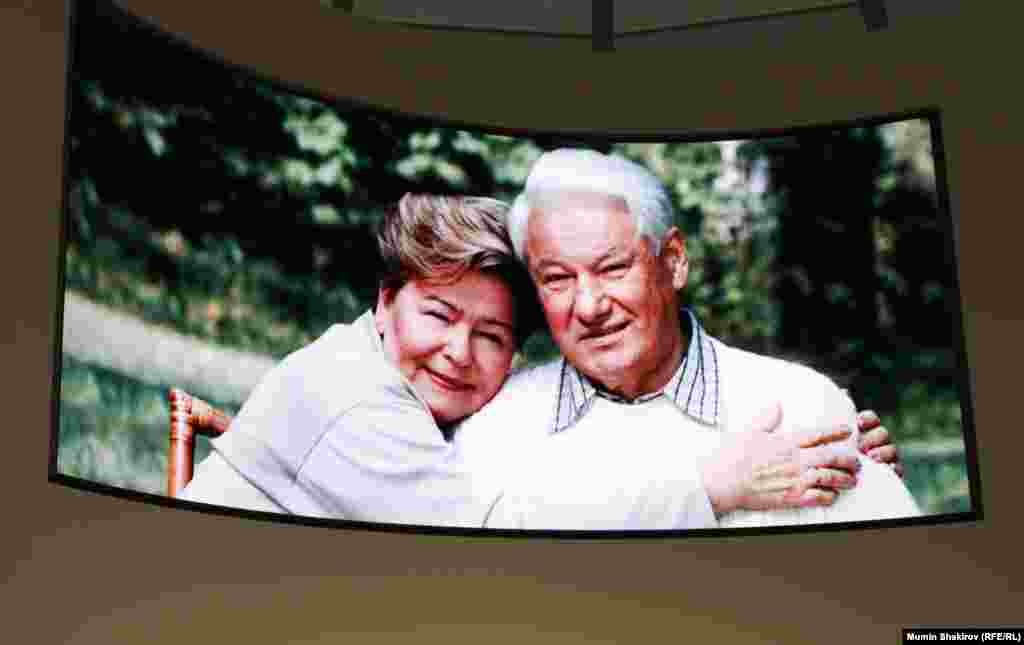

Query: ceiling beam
<box><xmin>593</xmin><ymin>0</ymin><xmax>614</xmax><ymax>51</ymax></box>
<box><xmin>857</xmin><ymin>0</ymin><xmax>889</xmax><ymax>31</ymax></box>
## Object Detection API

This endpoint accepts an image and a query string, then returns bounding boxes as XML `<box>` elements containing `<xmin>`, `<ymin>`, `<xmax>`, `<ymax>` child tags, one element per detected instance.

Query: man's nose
<box><xmin>443</xmin><ymin>325</ymin><xmax>473</xmax><ymax>367</ymax></box>
<box><xmin>574</xmin><ymin>275</ymin><xmax>611</xmax><ymax>324</ymax></box>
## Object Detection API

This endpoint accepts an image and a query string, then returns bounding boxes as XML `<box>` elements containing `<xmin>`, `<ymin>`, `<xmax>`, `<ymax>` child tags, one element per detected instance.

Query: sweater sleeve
<box><xmin>718</xmin><ymin>346</ymin><xmax>921</xmax><ymax>528</ymax></box>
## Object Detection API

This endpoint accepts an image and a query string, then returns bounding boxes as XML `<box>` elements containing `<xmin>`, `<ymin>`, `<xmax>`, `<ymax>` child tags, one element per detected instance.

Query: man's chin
<box><xmin>576</xmin><ymin>356</ymin><xmax>635</xmax><ymax>388</ymax></box>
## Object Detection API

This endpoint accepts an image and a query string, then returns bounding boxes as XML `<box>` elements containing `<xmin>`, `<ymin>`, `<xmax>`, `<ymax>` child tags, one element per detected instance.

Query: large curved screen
<box><xmin>52</xmin><ymin>0</ymin><xmax>979</xmax><ymax>537</ymax></box>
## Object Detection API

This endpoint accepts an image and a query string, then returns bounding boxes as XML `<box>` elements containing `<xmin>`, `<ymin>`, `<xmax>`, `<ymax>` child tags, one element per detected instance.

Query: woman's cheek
<box><xmin>480</xmin><ymin>351</ymin><xmax>513</xmax><ymax>393</ymax></box>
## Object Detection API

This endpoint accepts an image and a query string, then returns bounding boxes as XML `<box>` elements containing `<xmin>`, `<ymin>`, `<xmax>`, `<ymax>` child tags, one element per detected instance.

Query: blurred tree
<box><xmin>742</xmin><ymin>121</ymin><xmax>958</xmax><ymax>419</ymax></box>
<box><xmin>746</xmin><ymin>129</ymin><xmax>885</xmax><ymax>374</ymax></box>
<box><xmin>875</xmin><ymin>120</ymin><xmax>955</xmax><ymax>350</ymax></box>
<box><xmin>68</xmin><ymin>1</ymin><xmax>544</xmax><ymax>343</ymax></box>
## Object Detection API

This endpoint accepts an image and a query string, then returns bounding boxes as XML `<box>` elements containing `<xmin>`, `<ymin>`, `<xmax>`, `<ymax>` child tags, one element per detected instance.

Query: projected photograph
<box><xmin>53</xmin><ymin>0</ymin><xmax>977</xmax><ymax>534</ymax></box>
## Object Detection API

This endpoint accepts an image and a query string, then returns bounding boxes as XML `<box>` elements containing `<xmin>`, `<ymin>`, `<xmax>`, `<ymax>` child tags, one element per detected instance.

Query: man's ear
<box><xmin>661</xmin><ymin>227</ymin><xmax>689</xmax><ymax>290</ymax></box>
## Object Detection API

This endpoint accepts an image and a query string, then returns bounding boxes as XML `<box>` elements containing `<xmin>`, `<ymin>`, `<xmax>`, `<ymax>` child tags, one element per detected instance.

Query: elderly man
<box><xmin>452</xmin><ymin>148</ymin><xmax>919</xmax><ymax>530</ymax></box>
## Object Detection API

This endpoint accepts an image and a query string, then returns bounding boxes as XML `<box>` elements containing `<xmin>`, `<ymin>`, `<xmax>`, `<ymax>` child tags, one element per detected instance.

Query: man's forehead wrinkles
<box><xmin>525</xmin><ymin>198</ymin><xmax>643</xmax><ymax>275</ymax></box>
<box><xmin>530</xmin><ymin>224</ymin><xmax>634</xmax><ymax>258</ymax></box>
<box><xmin>538</xmin><ymin>242</ymin><xmax>636</xmax><ymax>269</ymax></box>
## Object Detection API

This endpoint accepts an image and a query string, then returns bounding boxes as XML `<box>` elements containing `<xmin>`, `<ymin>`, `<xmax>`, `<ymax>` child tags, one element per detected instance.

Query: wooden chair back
<box><xmin>167</xmin><ymin>388</ymin><xmax>233</xmax><ymax>497</ymax></box>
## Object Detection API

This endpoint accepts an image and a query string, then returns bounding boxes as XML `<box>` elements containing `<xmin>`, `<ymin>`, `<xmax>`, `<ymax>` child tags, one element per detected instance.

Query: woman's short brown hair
<box><xmin>377</xmin><ymin>194</ymin><xmax>542</xmax><ymax>346</ymax></box>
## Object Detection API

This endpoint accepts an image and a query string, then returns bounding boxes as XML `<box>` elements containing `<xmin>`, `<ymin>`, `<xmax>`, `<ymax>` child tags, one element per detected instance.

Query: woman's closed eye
<box><xmin>601</xmin><ymin>263</ymin><xmax>630</xmax><ymax>277</ymax></box>
<box><xmin>425</xmin><ymin>310</ymin><xmax>450</xmax><ymax>323</ymax></box>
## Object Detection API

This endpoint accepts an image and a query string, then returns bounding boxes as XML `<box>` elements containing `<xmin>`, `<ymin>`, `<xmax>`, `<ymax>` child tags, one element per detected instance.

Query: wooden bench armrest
<box><xmin>167</xmin><ymin>388</ymin><xmax>234</xmax><ymax>498</ymax></box>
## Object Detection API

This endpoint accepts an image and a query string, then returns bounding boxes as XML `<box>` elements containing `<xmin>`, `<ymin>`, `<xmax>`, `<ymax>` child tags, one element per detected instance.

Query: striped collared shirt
<box><xmin>551</xmin><ymin>308</ymin><xmax>721</xmax><ymax>433</ymax></box>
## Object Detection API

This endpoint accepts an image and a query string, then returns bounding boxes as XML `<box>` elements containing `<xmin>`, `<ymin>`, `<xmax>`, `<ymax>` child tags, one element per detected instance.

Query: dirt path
<box><xmin>61</xmin><ymin>291</ymin><xmax>276</xmax><ymax>406</ymax></box>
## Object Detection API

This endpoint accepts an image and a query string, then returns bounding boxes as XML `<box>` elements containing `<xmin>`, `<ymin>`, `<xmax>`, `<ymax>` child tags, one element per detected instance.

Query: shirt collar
<box><xmin>551</xmin><ymin>308</ymin><xmax>721</xmax><ymax>433</ymax></box>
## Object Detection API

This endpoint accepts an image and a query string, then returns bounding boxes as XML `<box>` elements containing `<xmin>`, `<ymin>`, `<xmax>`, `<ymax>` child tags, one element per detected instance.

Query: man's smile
<box><xmin>579</xmin><ymin>321</ymin><xmax>630</xmax><ymax>345</ymax></box>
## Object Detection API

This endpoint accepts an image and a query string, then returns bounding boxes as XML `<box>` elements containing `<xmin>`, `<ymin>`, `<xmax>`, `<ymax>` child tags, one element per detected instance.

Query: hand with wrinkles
<box><xmin>857</xmin><ymin>409</ymin><xmax>903</xmax><ymax>478</ymax></box>
<box><xmin>700</xmin><ymin>403</ymin><xmax>861</xmax><ymax>517</ymax></box>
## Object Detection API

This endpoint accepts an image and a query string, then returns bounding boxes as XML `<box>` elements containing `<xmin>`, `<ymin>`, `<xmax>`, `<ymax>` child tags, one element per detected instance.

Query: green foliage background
<box><xmin>58</xmin><ymin>1</ymin><xmax>971</xmax><ymax>516</ymax></box>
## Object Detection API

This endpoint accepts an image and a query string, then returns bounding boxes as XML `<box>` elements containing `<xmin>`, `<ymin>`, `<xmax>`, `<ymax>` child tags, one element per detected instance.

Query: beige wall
<box><xmin>3</xmin><ymin>2</ymin><xmax>1020</xmax><ymax>643</ymax></box>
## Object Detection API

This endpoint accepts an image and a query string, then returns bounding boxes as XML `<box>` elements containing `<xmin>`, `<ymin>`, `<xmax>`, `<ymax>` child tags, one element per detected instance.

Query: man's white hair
<box><xmin>507</xmin><ymin>148</ymin><xmax>676</xmax><ymax>262</ymax></box>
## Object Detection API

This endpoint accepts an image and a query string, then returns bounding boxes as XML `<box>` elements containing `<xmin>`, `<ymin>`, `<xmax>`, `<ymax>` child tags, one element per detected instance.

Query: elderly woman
<box><xmin>181</xmin><ymin>193</ymin><xmax>900</xmax><ymax>529</ymax></box>
<box><xmin>180</xmin><ymin>194</ymin><xmax>541</xmax><ymax>526</ymax></box>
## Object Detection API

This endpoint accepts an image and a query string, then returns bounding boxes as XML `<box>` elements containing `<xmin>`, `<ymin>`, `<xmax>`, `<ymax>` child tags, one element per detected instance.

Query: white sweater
<box><xmin>455</xmin><ymin>338</ymin><xmax>920</xmax><ymax>531</ymax></box>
